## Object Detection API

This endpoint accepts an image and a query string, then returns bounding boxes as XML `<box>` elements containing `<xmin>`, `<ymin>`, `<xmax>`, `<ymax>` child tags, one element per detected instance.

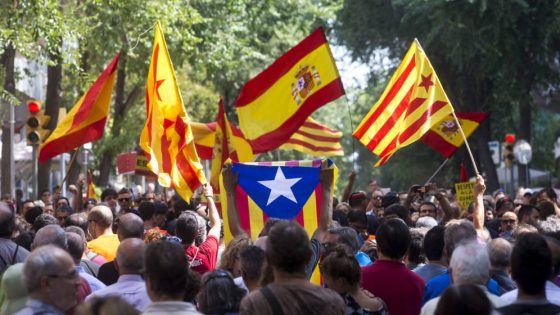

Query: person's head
<box><xmin>419</xmin><ymin>201</ymin><xmax>437</xmax><ymax>219</ymax></box>
<box><xmin>424</xmin><ymin>226</ymin><xmax>445</xmax><ymax>262</ymax></box>
<box><xmin>22</xmin><ymin>245</ymin><xmax>80</xmax><ymax>312</ymax></box>
<box><xmin>488</xmin><ymin>238</ymin><xmax>512</xmax><ymax>271</ymax></box>
<box><xmin>346</xmin><ymin>210</ymin><xmax>368</xmax><ymax>241</ymax></box>
<box><xmin>144</xmin><ymin>241</ymin><xmax>189</xmax><ymax>301</ymax></box>
<box><xmin>116</xmin><ymin>213</ymin><xmax>144</xmax><ymax>241</ymax></box>
<box><xmin>320</xmin><ymin>245</ymin><xmax>361</xmax><ymax>294</ymax></box>
<box><xmin>383</xmin><ymin>203</ymin><xmax>411</xmax><ymax>226</ymax></box>
<box><xmin>24</xmin><ymin>206</ymin><xmax>43</xmax><ymax>225</ymax></box>
<box><xmin>43</xmin><ymin>204</ymin><xmax>54</xmax><ymax>216</ymax></box>
<box><xmin>153</xmin><ymin>202</ymin><xmax>168</xmax><ymax>228</ymax></box>
<box><xmin>376</xmin><ymin>218</ymin><xmax>410</xmax><ymax>261</ymax></box>
<box><xmin>83</xmin><ymin>199</ymin><xmax>97</xmax><ymax>212</ymax></box>
<box><xmin>323</xmin><ymin>226</ymin><xmax>361</xmax><ymax>255</ymax></box>
<box><xmin>517</xmin><ymin>205</ymin><xmax>540</xmax><ymax>227</ymax></box>
<box><xmin>266</xmin><ymin>221</ymin><xmax>311</xmax><ymax>276</ymax></box>
<box><xmin>87</xmin><ymin>205</ymin><xmax>114</xmax><ymax>238</ymax></box>
<box><xmin>538</xmin><ymin>188</ymin><xmax>558</xmax><ymax>203</ymax></box>
<box><xmin>500</xmin><ymin>211</ymin><xmax>518</xmax><ymax>233</ymax></box>
<box><xmin>511</xmin><ymin>233</ymin><xmax>552</xmax><ymax>296</ymax></box>
<box><xmin>76</xmin><ymin>296</ymin><xmax>140</xmax><ymax>315</ymax></box>
<box><xmin>116</xmin><ymin>238</ymin><xmax>145</xmax><ymax>275</ymax></box>
<box><xmin>54</xmin><ymin>204</ymin><xmax>74</xmax><ymax>226</ymax></box>
<box><xmin>443</xmin><ymin>220</ymin><xmax>477</xmax><ymax>262</ymax></box>
<box><xmin>32</xmin><ymin>214</ymin><xmax>58</xmax><ymax>232</ymax></box>
<box><xmin>65</xmin><ymin>232</ymin><xmax>84</xmax><ymax>265</ymax></box>
<box><xmin>407</xmin><ymin>228</ymin><xmax>427</xmax><ymax>267</ymax></box>
<box><xmin>32</xmin><ymin>224</ymin><xmax>67</xmax><ymax>250</ymax></box>
<box><xmin>138</xmin><ymin>201</ymin><xmax>156</xmax><ymax>223</ymax></box>
<box><xmin>40</xmin><ymin>189</ymin><xmax>52</xmax><ymax>205</ymax></box>
<box><xmin>117</xmin><ymin>188</ymin><xmax>132</xmax><ymax>211</ymax></box>
<box><xmin>511</xmin><ymin>223</ymin><xmax>538</xmax><ymax>242</ymax></box>
<box><xmin>335</xmin><ymin>202</ymin><xmax>351</xmax><ymax>215</ymax></box>
<box><xmin>172</xmin><ymin>197</ymin><xmax>190</xmax><ymax>216</ymax></box>
<box><xmin>219</xmin><ymin>236</ymin><xmax>252</xmax><ymax>278</ymax></box>
<box><xmin>55</xmin><ymin>197</ymin><xmax>70</xmax><ymax>209</ymax></box>
<box><xmin>348</xmin><ymin>191</ymin><xmax>368</xmax><ymax>211</ymax></box>
<box><xmin>371</xmin><ymin>189</ymin><xmax>384</xmax><ymax>208</ymax></box>
<box><xmin>100</xmin><ymin>188</ymin><xmax>118</xmax><ymax>211</ymax></box>
<box><xmin>198</xmin><ymin>270</ymin><xmax>246</xmax><ymax>314</ymax></box>
<box><xmin>175</xmin><ymin>211</ymin><xmax>198</xmax><ymax>245</ymax></box>
<box><xmin>64</xmin><ymin>213</ymin><xmax>88</xmax><ymax>233</ymax></box>
<box><xmin>0</xmin><ymin>202</ymin><xmax>15</xmax><ymax>238</ymax></box>
<box><xmin>240</xmin><ymin>245</ymin><xmax>265</xmax><ymax>289</ymax></box>
<box><xmin>450</xmin><ymin>241</ymin><xmax>490</xmax><ymax>285</ymax></box>
<box><xmin>485</xmin><ymin>208</ymin><xmax>495</xmax><ymax>222</ymax></box>
<box><xmin>496</xmin><ymin>197</ymin><xmax>514</xmax><ymax>217</ymax></box>
<box><xmin>434</xmin><ymin>284</ymin><xmax>492</xmax><ymax>315</ymax></box>
<box><xmin>416</xmin><ymin>216</ymin><xmax>438</xmax><ymax>229</ymax></box>
<box><xmin>537</xmin><ymin>200</ymin><xmax>556</xmax><ymax>221</ymax></box>
<box><xmin>22</xmin><ymin>200</ymin><xmax>35</xmax><ymax>216</ymax></box>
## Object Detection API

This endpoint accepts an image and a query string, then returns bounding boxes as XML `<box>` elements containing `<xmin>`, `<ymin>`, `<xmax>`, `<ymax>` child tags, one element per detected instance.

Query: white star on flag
<box><xmin>258</xmin><ymin>167</ymin><xmax>302</xmax><ymax>206</ymax></box>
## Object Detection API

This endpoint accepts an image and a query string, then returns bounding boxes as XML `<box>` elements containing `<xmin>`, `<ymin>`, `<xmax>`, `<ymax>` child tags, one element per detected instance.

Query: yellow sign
<box><xmin>455</xmin><ymin>182</ymin><xmax>475</xmax><ymax>210</ymax></box>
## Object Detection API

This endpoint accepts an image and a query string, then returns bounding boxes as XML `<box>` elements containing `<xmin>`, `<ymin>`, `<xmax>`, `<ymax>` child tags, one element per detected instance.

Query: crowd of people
<box><xmin>1</xmin><ymin>167</ymin><xmax>560</xmax><ymax>315</ymax></box>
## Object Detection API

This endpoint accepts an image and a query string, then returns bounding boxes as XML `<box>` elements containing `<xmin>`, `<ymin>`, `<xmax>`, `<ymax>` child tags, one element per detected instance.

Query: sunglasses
<box><xmin>118</xmin><ymin>198</ymin><xmax>130</xmax><ymax>202</ymax></box>
<box><xmin>501</xmin><ymin>219</ymin><xmax>516</xmax><ymax>224</ymax></box>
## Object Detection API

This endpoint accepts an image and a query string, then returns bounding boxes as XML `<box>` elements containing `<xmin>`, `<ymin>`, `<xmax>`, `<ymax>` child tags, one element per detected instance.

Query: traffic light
<box><xmin>503</xmin><ymin>134</ymin><xmax>515</xmax><ymax>168</ymax></box>
<box><xmin>26</xmin><ymin>101</ymin><xmax>51</xmax><ymax>145</ymax></box>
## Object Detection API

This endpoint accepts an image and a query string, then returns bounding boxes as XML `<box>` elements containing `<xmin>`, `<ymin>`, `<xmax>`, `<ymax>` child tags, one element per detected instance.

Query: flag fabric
<box><xmin>139</xmin><ymin>21</ymin><xmax>206</xmax><ymax>202</ymax></box>
<box><xmin>235</xmin><ymin>27</ymin><xmax>345</xmax><ymax>154</ymax></box>
<box><xmin>421</xmin><ymin>112</ymin><xmax>489</xmax><ymax>158</ymax></box>
<box><xmin>39</xmin><ymin>54</ymin><xmax>120</xmax><ymax>163</ymax></box>
<box><xmin>219</xmin><ymin>159</ymin><xmax>337</xmax><ymax>284</ymax></box>
<box><xmin>86</xmin><ymin>170</ymin><xmax>97</xmax><ymax>200</ymax></box>
<box><xmin>460</xmin><ymin>161</ymin><xmax>468</xmax><ymax>182</ymax></box>
<box><xmin>353</xmin><ymin>40</ymin><xmax>455</xmax><ymax>166</ymax></box>
<box><xmin>280</xmin><ymin>117</ymin><xmax>343</xmax><ymax>157</ymax></box>
<box><xmin>191</xmin><ymin>121</ymin><xmax>254</xmax><ymax>161</ymax></box>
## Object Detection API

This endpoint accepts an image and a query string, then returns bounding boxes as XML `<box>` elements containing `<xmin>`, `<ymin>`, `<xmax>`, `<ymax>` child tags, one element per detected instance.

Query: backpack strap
<box><xmin>260</xmin><ymin>286</ymin><xmax>284</xmax><ymax>315</ymax></box>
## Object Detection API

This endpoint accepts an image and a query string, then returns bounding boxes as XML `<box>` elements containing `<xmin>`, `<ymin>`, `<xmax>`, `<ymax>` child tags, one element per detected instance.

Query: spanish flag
<box><xmin>38</xmin><ymin>54</ymin><xmax>119</xmax><ymax>163</ymax></box>
<box><xmin>139</xmin><ymin>22</ymin><xmax>206</xmax><ymax>202</ymax></box>
<box><xmin>191</xmin><ymin>121</ymin><xmax>254</xmax><ymax>161</ymax></box>
<box><xmin>353</xmin><ymin>40</ymin><xmax>454</xmax><ymax>166</ymax></box>
<box><xmin>235</xmin><ymin>27</ymin><xmax>345</xmax><ymax>154</ymax></box>
<box><xmin>280</xmin><ymin>117</ymin><xmax>343</xmax><ymax>157</ymax></box>
<box><xmin>421</xmin><ymin>112</ymin><xmax>489</xmax><ymax>158</ymax></box>
<box><xmin>86</xmin><ymin>170</ymin><xmax>97</xmax><ymax>200</ymax></box>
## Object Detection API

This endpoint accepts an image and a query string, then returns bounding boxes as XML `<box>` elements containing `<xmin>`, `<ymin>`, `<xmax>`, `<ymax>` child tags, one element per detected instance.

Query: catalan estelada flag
<box><xmin>235</xmin><ymin>27</ymin><xmax>345</xmax><ymax>154</ymax></box>
<box><xmin>280</xmin><ymin>117</ymin><xmax>343</xmax><ymax>157</ymax></box>
<box><xmin>38</xmin><ymin>54</ymin><xmax>119</xmax><ymax>163</ymax></box>
<box><xmin>219</xmin><ymin>159</ymin><xmax>337</xmax><ymax>284</ymax></box>
<box><xmin>139</xmin><ymin>21</ymin><xmax>206</xmax><ymax>202</ymax></box>
<box><xmin>353</xmin><ymin>40</ymin><xmax>455</xmax><ymax>166</ymax></box>
<box><xmin>421</xmin><ymin>112</ymin><xmax>489</xmax><ymax>158</ymax></box>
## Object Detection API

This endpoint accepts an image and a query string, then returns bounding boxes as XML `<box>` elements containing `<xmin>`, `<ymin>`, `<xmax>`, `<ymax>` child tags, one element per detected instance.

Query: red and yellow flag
<box><xmin>421</xmin><ymin>112</ymin><xmax>489</xmax><ymax>158</ymax></box>
<box><xmin>353</xmin><ymin>40</ymin><xmax>454</xmax><ymax>166</ymax></box>
<box><xmin>235</xmin><ymin>27</ymin><xmax>345</xmax><ymax>154</ymax></box>
<box><xmin>139</xmin><ymin>22</ymin><xmax>206</xmax><ymax>202</ymax></box>
<box><xmin>280</xmin><ymin>117</ymin><xmax>343</xmax><ymax>157</ymax></box>
<box><xmin>39</xmin><ymin>54</ymin><xmax>119</xmax><ymax>163</ymax></box>
<box><xmin>86</xmin><ymin>170</ymin><xmax>97</xmax><ymax>200</ymax></box>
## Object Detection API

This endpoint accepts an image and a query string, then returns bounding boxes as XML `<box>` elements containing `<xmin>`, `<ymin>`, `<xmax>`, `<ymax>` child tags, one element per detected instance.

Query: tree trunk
<box><xmin>1</xmin><ymin>44</ymin><xmax>16</xmax><ymax>197</ymax></box>
<box><xmin>38</xmin><ymin>41</ymin><xmax>63</xmax><ymax>193</ymax></box>
<box><xmin>477</xmin><ymin>119</ymin><xmax>499</xmax><ymax>192</ymax></box>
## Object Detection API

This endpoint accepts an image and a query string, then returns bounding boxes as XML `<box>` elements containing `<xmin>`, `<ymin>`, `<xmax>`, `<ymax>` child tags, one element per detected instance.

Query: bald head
<box><xmin>32</xmin><ymin>225</ymin><xmax>67</xmax><ymax>250</ymax></box>
<box><xmin>88</xmin><ymin>205</ymin><xmax>113</xmax><ymax>229</ymax></box>
<box><xmin>488</xmin><ymin>238</ymin><xmax>512</xmax><ymax>270</ymax></box>
<box><xmin>0</xmin><ymin>202</ymin><xmax>14</xmax><ymax>238</ymax></box>
<box><xmin>117</xmin><ymin>213</ymin><xmax>144</xmax><ymax>241</ymax></box>
<box><xmin>116</xmin><ymin>238</ymin><xmax>145</xmax><ymax>274</ymax></box>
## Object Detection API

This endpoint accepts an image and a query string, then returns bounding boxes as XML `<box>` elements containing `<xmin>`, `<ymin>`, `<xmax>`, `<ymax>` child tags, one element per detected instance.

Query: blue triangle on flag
<box><xmin>233</xmin><ymin>163</ymin><xmax>320</xmax><ymax>219</ymax></box>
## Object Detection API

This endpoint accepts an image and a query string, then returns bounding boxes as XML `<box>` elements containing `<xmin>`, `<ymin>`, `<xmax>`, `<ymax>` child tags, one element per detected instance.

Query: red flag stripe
<box><xmin>301</xmin><ymin>121</ymin><xmax>341</xmax><ymax>134</ymax></box>
<box><xmin>353</xmin><ymin>56</ymin><xmax>416</xmax><ymax>139</ymax></box>
<box><xmin>398</xmin><ymin>101</ymin><xmax>449</xmax><ymax>144</ymax></box>
<box><xmin>176</xmin><ymin>151</ymin><xmax>204</xmax><ymax>192</ymax></box>
<box><xmin>235</xmin><ymin>185</ymin><xmax>252</xmax><ymax>234</ymax></box>
<box><xmin>292</xmin><ymin>129</ymin><xmax>341</xmax><ymax>142</ymax></box>
<box><xmin>421</xmin><ymin>130</ymin><xmax>457</xmax><ymax>158</ymax></box>
<box><xmin>285</xmin><ymin>139</ymin><xmax>343</xmax><ymax>153</ymax></box>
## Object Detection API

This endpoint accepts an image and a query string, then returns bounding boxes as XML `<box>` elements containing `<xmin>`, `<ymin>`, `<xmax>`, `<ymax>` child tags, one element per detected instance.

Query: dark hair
<box><xmin>64</xmin><ymin>213</ymin><xmax>89</xmax><ymax>233</ymax></box>
<box><xmin>240</xmin><ymin>246</ymin><xmax>265</xmax><ymax>282</ymax></box>
<box><xmin>198</xmin><ymin>270</ymin><xmax>245</xmax><ymax>314</ymax></box>
<box><xmin>435</xmin><ymin>284</ymin><xmax>491</xmax><ymax>315</ymax></box>
<box><xmin>173</xmin><ymin>198</ymin><xmax>190</xmax><ymax>214</ymax></box>
<box><xmin>266</xmin><ymin>221</ymin><xmax>311</xmax><ymax>274</ymax></box>
<box><xmin>83</xmin><ymin>198</ymin><xmax>97</xmax><ymax>209</ymax></box>
<box><xmin>537</xmin><ymin>200</ymin><xmax>556</xmax><ymax>221</ymax></box>
<box><xmin>55</xmin><ymin>204</ymin><xmax>73</xmax><ymax>215</ymax></box>
<box><xmin>138</xmin><ymin>201</ymin><xmax>156</xmax><ymax>221</ymax></box>
<box><xmin>496</xmin><ymin>198</ymin><xmax>514</xmax><ymax>212</ymax></box>
<box><xmin>24</xmin><ymin>206</ymin><xmax>43</xmax><ymax>225</ymax></box>
<box><xmin>32</xmin><ymin>214</ymin><xmax>58</xmax><ymax>232</ymax></box>
<box><xmin>511</xmin><ymin>233</ymin><xmax>552</xmax><ymax>295</ymax></box>
<box><xmin>65</xmin><ymin>231</ymin><xmax>84</xmax><ymax>262</ymax></box>
<box><xmin>420</xmin><ymin>201</ymin><xmax>437</xmax><ymax>211</ymax></box>
<box><xmin>258</xmin><ymin>218</ymin><xmax>282</xmax><ymax>237</ymax></box>
<box><xmin>0</xmin><ymin>205</ymin><xmax>15</xmax><ymax>238</ymax></box>
<box><xmin>408</xmin><ymin>228</ymin><xmax>426</xmax><ymax>266</ymax></box>
<box><xmin>154</xmin><ymin>202</ymin><xmax>168</xmax><ymax>215</ymax></box>
<box><xmin>40</xmin><ymin>189</ymin><xmax>50</xmax><ymax>196</ymax></box>
<box><xmin>183</xmin><ymin>269</ymin><xmax>201</xmax><ymax>303</ymax></box>
<box><xmin>424</xmin><ymin>226</ymin><xmax>445</xmax><ymax>261</ymax></box>
<box><xmin>145</xmin><ymin>241</ymin><xmax>188</xmax><ymax>298</ymax></box>
<box><xmin>384</xmin><ymin>204</ymin><xmax>411</xmax><ymax>226</ymax></box>
<box><xmin>175</xmin><ymin>212</ymin><xmax>198</xmax><ymax>245</ymax></box>
<box><xmin>327</xmin><ymin>227</ymin><xmax>360</xmax><ymax>253</ymax></box>
<box><xmin>376</xmin><ymin>219</ymin><xmax>410</xmax><ymax>260</ymax></box>
<box><xmin>347</xmin><ymin>210</ymin><xmax>368</xmax><ymax>227</ymax></box>
<box><xmin>56</xmin><ymin>197</ymin><xmax>70</xmax><ymax>207</ymax></box>
<box><xmin>540</xmin><ymin>188</ymin><xmax>558</xmax><ymax>200</ymax></box>
<box><xmin>320</xmin><ymin>245</ymin><xmax>361</xmax><ymax>287</ymax></box>
<box><xmin>381</xmin><ymin>192</ymin><xmax>400</xmax><ymax>208</ymax></box>
<box><xmin>517</xmin><ymin>205</ymin><xmax>539</xmax><ymax>223</ymax></box>
<box><xmin>118</xmin><ymin>187</ymin><xmax>130</xmax><ymax>195</ymax></box>
<box><xmin>101</xmin><ymin>188</ymin><xmax>117</xmax><ymax>202</ymax></box>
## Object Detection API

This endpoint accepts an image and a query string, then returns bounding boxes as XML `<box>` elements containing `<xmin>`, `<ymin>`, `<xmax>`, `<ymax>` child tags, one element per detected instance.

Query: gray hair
<box><xmin>539</xmin><ymin>215</ymin><xmax>560</xmax><ymax>234</ymax></box>
<box><xmin>416</xmin><ymin>216</ymin><xmax>438</xmax><ymax>229</ymax></box>
<box><xmin>488</xmin><ymin>238</ymin><xmax>512</xmax><ymax>270</ymax></box>
<box><xmin>116</xmin><ymin>238</ymin><xmax>145</xmax><ymax>273</ymax></box>
<box><xmin>33</xmin><ymin>225</ymin><xmax>67</xmax><ymax>250</ymax></box>
<box><xmin>444</xmin><ymin>220</ymin><xmax>477</xmax><ymax>259</ymax></box>
<box><xmin>450</xmin><ymin>241</ymin><xmax>490</xmax><ymax>285</ymax></box>
<box><xmin>23</xmin><ymin>245</ymin><xmax>72</xmax><ymax>292</ymax></box>
<box><xmin>327</xmin><ymin>227</ymin><xmax>360</xmax><ymax>253</ymax></box>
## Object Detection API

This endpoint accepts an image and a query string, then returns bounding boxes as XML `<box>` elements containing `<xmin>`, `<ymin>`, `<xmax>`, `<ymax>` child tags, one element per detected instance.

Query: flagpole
<box><xmin>60</xmin><ymin>147</ymin><xmax>81</xmax><ymax>190</ymax></box>
<box><xmin>451</xmin><ymin>111</ymin><xmax>480</xmax><ymax>176</ymax></box>
<box><xmin>424</xmin><ymin>158</ymin><xmax>449</xmax><ymax>185</ymax></box>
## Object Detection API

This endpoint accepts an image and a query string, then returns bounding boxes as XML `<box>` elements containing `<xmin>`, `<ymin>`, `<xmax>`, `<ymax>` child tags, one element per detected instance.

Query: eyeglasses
<box><xmin>203</xmin><ymin>270</ymin><xmax>233</xmax><ymax>285</ymax></box>
<box><xmin>501</xmin><ymin>219</ymin><xmax>516</xmax><ymax>224</ymax></box>
<box><xmin>118</xmin><ymin>198</ymin><xmax>130</xmax><ymax>202</ymax></box>
<box><xmin>47</xmin><ymin>270</ymin><xmax>78</xmax><ymax>280</ymax></box>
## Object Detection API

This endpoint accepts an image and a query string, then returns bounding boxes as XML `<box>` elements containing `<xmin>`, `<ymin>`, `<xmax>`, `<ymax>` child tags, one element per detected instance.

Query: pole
<box><xmin>526</xmin><ymin>164</ymin><xmax>530</xmax><ymax>188</ymax></box>
<box><xmin>31</xmin><ymin>145</ymin><xmax>38</xmax><ymax>199</ymax></box>
<box><xmin>451</xmin><ymin>112</ymin><xmax>479</xmax><ymax>175</ymax></box>
<box><xmin>424</xmin><ymin>159</ymin><xmax>449</xmax><ymax>185</ymax></box>
<box><xmin>60</xmin><ymin>148</ymin><xmax>80</xmax><ymax>190</ymax></box>
<box><xmin>61</xmin><ymin>153</ymin><xmax>66</xmax><ymax>196</ymax></box>
<box><xmin>9</xmin><ymin>104</ymin><xmax>15</xmax><ymax>198</ymax></box>
<box><xmin>84</xmin><ymin>149</ymin><xmax>89</xmax><ymax>189</ymax></box>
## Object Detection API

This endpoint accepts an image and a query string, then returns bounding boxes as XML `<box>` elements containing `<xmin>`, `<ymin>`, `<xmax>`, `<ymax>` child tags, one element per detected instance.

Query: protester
<box><xmin>434</xmin><ymin>284</ymin><xmax>492</xmax><ymax>315</ymax></box>
<box><xmin>87</xmin><ymin>205</ymin><xmax>120</xmax><ymax>261</ymax></box>
<box><xmin>488</xmin><ymin>238</ymin><xmax>517</xmax><ymax>294</ymax></box>
<box><xmin>66</xmin><ymin>231</ymin><xmax>106</xmax><ymax>292</ymax></box>
<box><xmin>0</xmin><ymin>202</ymin><xmax>29</xmax><ymax>274</ymax></box>
<box><xmin>414</xmin><ymin>226</ymin><xmax>447</xmax><ymax>282</ymax></box>
<box><xmin>219</xmin><ymin>235</ymin><xmax>252</xmax><ymax>278</ymax></box>
<box><xmin>238</xmin><ymin>245</ymin><xmax>266</xmax><ymax>293</ymax></box>
<box><xmin>198</xmin><ymin>269</ymin><xmax>246</xmax><ymax>314</ymax></box>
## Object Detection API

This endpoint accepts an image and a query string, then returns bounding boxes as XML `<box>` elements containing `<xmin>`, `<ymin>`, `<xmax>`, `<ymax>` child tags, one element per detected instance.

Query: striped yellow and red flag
<box><xmin>353</xmin><ymin>40</ymin><xmax>455</xmax><ymax>166</ymax></box>
<box><xmin>191</xmin><ymin>121</ymin><xmax>254</xmax><ymax>161</ymax></box>
<box><xmin>280</xmin><ymin>117</ymin><xmax>343</xmax><ymax>157</ymax></box>
<box><xmin>38</xmin><ymin>54</ymin><xmax>119</xmax><ymax>163</ymax></box>
<box><xmin>139</xmin><ymin>22</ymin><xmax>206</xmax><ymax>202</ymax></box>
<box><xmin>421</xmin><ymin>112</ymin><xmax>489</xmax><ymax>158</ymax></box>
<box><xmin>86</xmin><ymin>170</ymin><xmax>96</xmax><ymax>200</ymax></box>
<box><xmin>235</xmin><ymin>27</ymin><xmax>345</xmax><ymax>154</ymax></box>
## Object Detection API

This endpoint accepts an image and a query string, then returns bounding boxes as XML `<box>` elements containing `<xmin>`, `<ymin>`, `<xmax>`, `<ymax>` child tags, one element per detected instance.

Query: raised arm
<box><xmin>222</xmin><ymin>165</ymin><xmax>246</xmax><ymax>238</ymax></box>
<box><xmin>71</xmin><ymin>175</ymin><xmax>85</xmax><ymax>212</ymax></box>
<box><xmin>312</xmin><ymin>168</ymin><xmax>334</xmax><ymax>241</ymax></box>
<box><xmin>341</xmin><ymin>170</ymin><xmax>356</xmax><ymax>202</ymax></box>
<box><xmin>473</xmin><ymin>175</ymin><xmax>486</xmax><ymax>237</ymax></box>
<box><xmin>202</xmin><ymin>183</ymin><xmax>221</xmax><ymax>239</ymax></box>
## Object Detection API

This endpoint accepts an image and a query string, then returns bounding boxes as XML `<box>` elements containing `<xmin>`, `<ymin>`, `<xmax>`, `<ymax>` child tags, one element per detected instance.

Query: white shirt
<box><xmin>421</xmin><ymin>285</ymin><xmax>507</xmax><ymax>315</ymax></box>
<box><xmin>501</xmin><ymin>281</ymin><xmax>560</xmax><ymax>306</ymax></box>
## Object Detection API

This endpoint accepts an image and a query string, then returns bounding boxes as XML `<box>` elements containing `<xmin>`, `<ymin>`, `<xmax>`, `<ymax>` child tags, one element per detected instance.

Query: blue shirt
<box><xmin>14</xmin><ymin>298</ymin><xmax>64</xmax><ymax>315</ymax></box>
<box><xmin>76</xmin><ymin>266</ymin><xmax>106</xmax><ymax>292</ymax></box>
<box><xmin>86</xmin><ymin>274</ymin><xmax>151</xmax><ymax>311</ymax></box>
<box><xmin>423</xmin><ymin>270</ymin><xmax>500</xmax><ymax>304</ymax></box>
<box><xmin>413</xmin><ymin>263</ymin><xmax>447</xmax><ymax>283</ymax></box>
